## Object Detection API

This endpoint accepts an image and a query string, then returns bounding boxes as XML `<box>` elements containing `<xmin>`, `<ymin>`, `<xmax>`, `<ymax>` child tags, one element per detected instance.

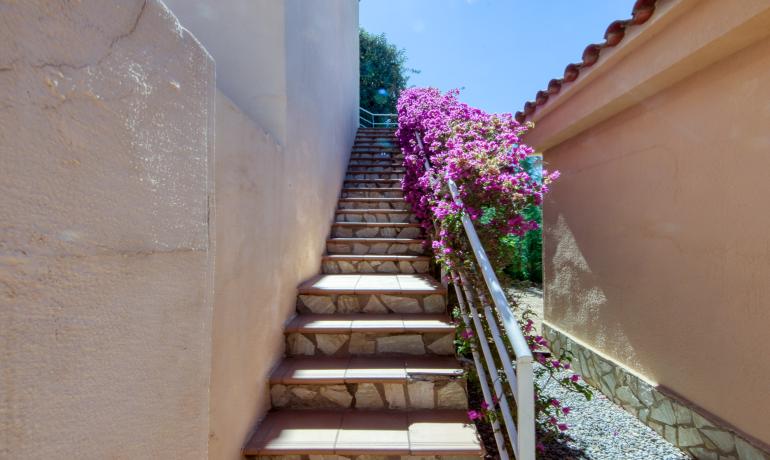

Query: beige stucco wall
<box><xmin>0</xmin><ymin>1</ymin><xmax>215</xmax><ymax>459</ymax></box>
<box><xmin>534</xmin><ymin>1</ymin><xmax>770</xmax><ymax>446</ymax></box>
<box><xmin>199</xmin><ymin>3</ymin><xmax>360</xmax><ymax>459</ymax></box>
<box><xmin>161</xmin><ymin>0</ymin><xmax>288</xmax><ymax>143</ymax></box>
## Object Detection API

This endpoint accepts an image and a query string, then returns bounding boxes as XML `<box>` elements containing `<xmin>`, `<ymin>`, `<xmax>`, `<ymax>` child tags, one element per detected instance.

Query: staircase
<box><xmin>244</xmin><ymin>128</ymin><xmax>484</xmax><ymax>459</ymax></box>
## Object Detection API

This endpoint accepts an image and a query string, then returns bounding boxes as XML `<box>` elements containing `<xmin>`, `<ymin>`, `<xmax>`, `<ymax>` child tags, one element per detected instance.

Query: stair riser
<box><xmin>347</xmin><ymin>166</ymin><xmax>404</xmax><ymax>172</ymax></box>
<box><xmin>285</xmin><ymin>331</ymin><xmax>455</xmax><ymax>357</ymax></box>
<box><xmin>326</xmin><ymin>240</ymin><xmax>426</xmax><ymax>255</ymax></box>
<box><xmin>343</xmin><ymin>180</ymin><xmax>403</xmax><ymax>188</ymax></box>
<box><xmin>350</xmin><ymin>152</ymin><xmax>402</xmax><ymax>157</ymax></box>
<box><xmin>297</xmin><ymin>293</ymin><xmax>446</xmax><ymax>315</ymax></box>
<box><xmin>322</xmin><ymin>259</ymin><xmax>430</xmax><ymax>274</ymax></box>
<box><xmin>346</xmin><ymin>173</ymin><xmax>404</xmax><ymax>180</ymax></box>
<box><xmin>338</xmin><ymin>201</ymin><xmax>409</xmax><ymax>210</ymax></box>
<box><xmin>340</xmin><ymin>189</ymin><xmax>402</xmax><ymax>198</ymax></box>
<box><xmin>351</xmin><ymin>148</ymin><xmax>401</xmax><ymax>153</ymax></box>
<box><xmin>331</xmin><ymin>226</ymin><xmax>421</xmax><ymax>238</ymax></box>
<box><xmin>348</xmin><ymin>159</ymin><xmax>402</xmax><ymax>166</ymax></box>
<box><xmin>270</xmin><ymin>379</ymin><xmax>468</xmax><ymax>412</ymax></box>
<box><xmin>335</xmin><ymin>212</ymin><xmax>418</xmax><ymax>223</ymax></box>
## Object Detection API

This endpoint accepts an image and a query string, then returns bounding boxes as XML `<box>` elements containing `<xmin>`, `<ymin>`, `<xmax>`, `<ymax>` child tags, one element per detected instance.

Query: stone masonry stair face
<box><xmin>297</xmin><ymin>274</ymin><xmax>445</xmax><ymax>315</ymax></box>
<box><xmin>284</xmin><ymin>314</ymin><xmax>456</xmax><ymax>357</ymax></box>
<box><xmin>343</xmin><ymin>178</ymin><xmax>403</xmax><ymax>188</ymax></box>
<box><xmin>326</xmin><ymin>238</ymin><xmax>426</xmax><ymax>255</ymax></box>
<box><xmin>243</xmin><ymin>128</ymin><xmax>483</xmax><ymax>459</ymax></box>
<box><xmin>335</xmin><ymin>208</ymin><xmax>418</xmax><ymax>223</ymax></box>
<box><xmin>331</xmin><ymin>222</ymin><xmax>422</xmax><ymax>239</ymax></box>
<box><xmin>322</xmin><ymin>254</ymin><xmax>431</xmax><ymax>274</ymax></box>
<box><xmin>268</xmin><ymin>356</ymin><xmax>469</xmax><ymax>411</ymax></box>
<box><xmin>340</xmin><ymin>187</ymin><xmax>403</xmax><ymax>198</ymax></box>
<box><xmin>337</xmin><ymin>197</ymin><xmax>409</xmax><ymax>210</ymax></box>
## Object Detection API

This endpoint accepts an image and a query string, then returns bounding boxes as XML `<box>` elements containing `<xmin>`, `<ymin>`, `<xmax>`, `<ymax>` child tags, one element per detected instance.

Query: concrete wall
<box><xmin>174</xmin><ymin>2</ymin><xmax>360</xmax><ymax>459</ymax></box>
<box><xmin>0</xmin><ymin>1</ymin><xmax>215</xmax><ymax>458</ymax></box>
<box><xmin>530</xmin><ymin>0</ymin><xmax>770</xmax><ymax>448</ymax></box>
<box><xmin>160</xmin><ymin>0</ymin><xmax>288</xmax><ymax>143</ymax></box>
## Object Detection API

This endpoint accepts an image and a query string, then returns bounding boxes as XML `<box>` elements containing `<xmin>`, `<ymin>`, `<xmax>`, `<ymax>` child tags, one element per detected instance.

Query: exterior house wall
<box><xmin>166</xmin><ymin>2</ymin><xmax>360</xmax><ymax>459</ymax></box>
<box><xmin>159</xmin><ymin>0</ymin><xmax>289</xmax><ymax>143</ymax></box>
<box><xmin>528</xmin><ymin>1</ymin><xmax>770</xmax><ymax>457</ymax></box>
<box><xmin>0</xmin><ymin>1</ymin><xmax>215</xmax><ymax>458</ymax></box>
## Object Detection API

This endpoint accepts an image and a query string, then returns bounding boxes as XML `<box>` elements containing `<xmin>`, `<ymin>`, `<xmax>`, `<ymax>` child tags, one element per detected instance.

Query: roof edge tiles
<box><xmin>516</xmin><ymin>0</ymin><xmax>658</xmax><ymax>124</ymax></box>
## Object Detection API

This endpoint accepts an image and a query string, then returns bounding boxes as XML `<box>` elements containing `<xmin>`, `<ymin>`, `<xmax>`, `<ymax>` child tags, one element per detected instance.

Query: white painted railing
<box><xmin>359</xmin><ymin>107</ymin><xmax>397</xmax><ymax>128</ymax></box>
<box><xmin>415</xmin><ymin>132</ymin><xmax>536</xmax><ymax>460</ymax></box>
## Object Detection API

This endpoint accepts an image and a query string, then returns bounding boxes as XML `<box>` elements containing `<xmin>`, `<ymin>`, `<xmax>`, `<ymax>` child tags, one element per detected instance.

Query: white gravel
<box><xmin>536</xmin><ymin>366</ymin><xmax>690</xmax><ymax>459</ymax></box>
<box><xmin>505</xmin><ymin>285</ymin><xmax>690</xmax><ymax>459</ymax></box>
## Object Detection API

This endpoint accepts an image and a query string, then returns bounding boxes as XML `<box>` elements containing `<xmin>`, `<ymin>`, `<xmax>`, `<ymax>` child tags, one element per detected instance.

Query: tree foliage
<box><xmin>359</xmin><ymin>28</ymin><xmax>417</xmax><ymax>114</ymax></box>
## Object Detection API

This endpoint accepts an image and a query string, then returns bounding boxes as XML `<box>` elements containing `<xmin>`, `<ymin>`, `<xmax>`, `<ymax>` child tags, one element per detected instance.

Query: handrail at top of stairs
<box><xmin>359</xmin><ymin>107</ymin><xmax>397</xmax><ymax>128</ymax></box>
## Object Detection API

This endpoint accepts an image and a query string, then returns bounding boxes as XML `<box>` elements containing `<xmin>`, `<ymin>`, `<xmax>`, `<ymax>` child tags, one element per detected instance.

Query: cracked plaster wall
<box><xmin>0</xmin><ymin>1</ymin><xmax>215</xmax><ymax>458</ymax></box>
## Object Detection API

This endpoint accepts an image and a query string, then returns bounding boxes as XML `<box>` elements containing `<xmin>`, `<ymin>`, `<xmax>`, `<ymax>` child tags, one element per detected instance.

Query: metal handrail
<box><xmin>359</xmin><ymin>107</ymin><xmax>397</xmax><ymax>128</ymax></box>
<box><xmin>415</xmin><ymin>132</ymin><xmax>535</xmax><ymax>460</ymax></box>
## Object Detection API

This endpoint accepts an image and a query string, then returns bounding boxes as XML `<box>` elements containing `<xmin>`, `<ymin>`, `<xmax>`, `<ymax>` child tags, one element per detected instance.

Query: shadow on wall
<box><xmin>544</xmin><ymin>213</ymin><xmax>645</xmax><ymax>378</ymax></box>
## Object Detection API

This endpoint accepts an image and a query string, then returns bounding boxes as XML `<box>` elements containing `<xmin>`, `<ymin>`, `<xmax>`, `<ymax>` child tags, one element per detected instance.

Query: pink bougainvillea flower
<box><xmin>467</xmin><ymin>410</ymin><xmax>482</xmax><ymax>421</ymax></box>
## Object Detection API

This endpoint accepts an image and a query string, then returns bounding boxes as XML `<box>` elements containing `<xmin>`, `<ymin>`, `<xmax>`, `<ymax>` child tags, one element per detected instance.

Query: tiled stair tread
<box><xmin>298</xmin><ymin>274</ymin><xmax>445</xmax><ymax>294</ymax></box>
<box><xmin>322</xmin><ymin>254</ymin><xmax>430</xmax><ymax>261</ymax></box>
<box><xmin>348</xmin><ymin>166</ymin><xmax>405</xmax><ymax>170</ymax></box>
<box><xmin>343</xmin><ymin>179</ymin><xmax>403</xmax><ymax>184</ymax></box>
<box><xmin>243</xmin><ymin>409</ymin><xmax>482</xmax><ymax>456</ymax></box>
<box><xmin>336</xmin><ymin>208</ymin><xmax>410</xmax><ymax>213</ymax></box>
<box><xmin>331</xmin><ymin>222</ymin><xmax>419</xmax><ymax>227</ymax></box>
<box><xmin>338</xmin><ymin>197</ymin><xmax>406</xmax><ymax>202</ymax></box>
<box><xmin>286</xmin><ymin>313</ymin><xmax>455</xmax><ymax>333</ymax></box>
<box><xmin>341</xmin><ymin>187</ymin><xmax>402</xmax><ymax>192</ymax></box>
<box><xmin>327</xmin><ymin>237</ymin><xmax>423</xmax><ymax>244</ymax></box>
<box><xmin>270</xmin><ymin>356</ymin><xmax>464</xmax><ymax>384</ymax></box>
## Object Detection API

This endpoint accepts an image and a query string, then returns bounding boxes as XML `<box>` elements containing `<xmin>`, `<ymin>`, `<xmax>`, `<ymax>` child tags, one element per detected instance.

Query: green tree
<box><xmin>359</xmin><ymin>28</ymin><xmax>417</xmax><ymax>114</ymax></box>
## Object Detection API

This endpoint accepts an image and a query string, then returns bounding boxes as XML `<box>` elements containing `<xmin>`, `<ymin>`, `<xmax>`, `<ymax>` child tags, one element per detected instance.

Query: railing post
<box><xmin>517</xmin><ymin>357</ymin><xmax>535</xmax><ymax>460</ymax></box>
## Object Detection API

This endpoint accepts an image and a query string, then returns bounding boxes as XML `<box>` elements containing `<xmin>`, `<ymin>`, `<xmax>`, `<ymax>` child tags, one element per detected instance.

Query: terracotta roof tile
<box><xmin>520</xmin><ymin>0</ymin><xmax>660</xmax><ymax>122</ymax></box>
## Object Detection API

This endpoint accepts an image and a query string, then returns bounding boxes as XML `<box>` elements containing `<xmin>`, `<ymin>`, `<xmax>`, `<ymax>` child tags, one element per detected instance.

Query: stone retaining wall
<box><xmin>544</xmin><ymin>324</ymin><xmax>770</xmax><ymax>460</ymax></box>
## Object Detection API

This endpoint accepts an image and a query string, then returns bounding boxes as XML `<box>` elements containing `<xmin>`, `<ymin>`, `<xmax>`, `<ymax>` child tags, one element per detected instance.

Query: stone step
<box><xmin>346</xmin><ymin>172</ymin><xmax>404</xmax><ymax>180</ymax></box>
<box><xmin>337</xmin><ymin>197</ymin><xmax>409</xmax><ymax>210</ymax></box>
<box><xmin>326</xmin><ymin>237</ymin><xmax>426</xmax><ymax>255</ymax></box>
<box><xmin>350</xmin><ymin>150</ymin><xmax>402</xmax><ymax>156</ymax></box>
<box><xmin>243</xmin><ymin>409</ymin><xmax>482</xmax><ymax>458</ymax></box>
<box><xmin>351</xmin><ymin>145</ymin><xmax>401</xmax><ymax>150</ymax></box>
<box><xmin>296</xmin><ymin>274</ymin><xmax>445</xmax><ymax>315</ymax></box>
<box><xmin>335</xmin><ymin>208</ymin><xmax>417</xmax><ymax>223</ymax></box>
<box><xmin>331</xmin><ymin>222</ymin><xmax>421</xmax><ymax>239</ymax></box>
<box><xmin>347</xmin><ymin>166</ymin><xmax>405</xmax><ymax>174</ymax></box>
<box><xmin>347</xmin><ymin>160</ymin><xmax>403</xmax><ymax>166</ymax></box>
<box><xmin>349</xmin><ymin>154</ymin><xmax>403</xmax><ymax>161</ymax></box>
<box><xmin>321</xmin><ymin>254</ymin><xmax>431</xmax><ymax>274</ymax></box>
<box><xmin>348</xmin><ymin>160</ymin><xmax>405</xmax><ymax>172</ymax></box>
<box><xmin>340</xmin><ymin>187</ymin><xmax>403</xmax><ymax>198</ymax></box>
<box><xmin>284</xmin><ymin>313</ymin><xmax>455</xmax><ymax>357</ymax></box>
<box><xmin>267</xmin><ymin>357</ymin><xmax>467</xmax><ymax>411</ymax></box>
<box><xmin>343</xmin><ymin>178</ymin><xmax>402</xmax><ymax>187</ymax></box>
<box><xmin>351</xmin><ymin>150</ymin><xmax>401</xmax><ymax>155</ymax></box>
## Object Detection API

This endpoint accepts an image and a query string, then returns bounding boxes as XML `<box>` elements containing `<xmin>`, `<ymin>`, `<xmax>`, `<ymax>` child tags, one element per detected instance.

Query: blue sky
<box><xmin>360</xmin><ymin>0</ymin><xmax>633</xmax><ymax>114</ymax></box>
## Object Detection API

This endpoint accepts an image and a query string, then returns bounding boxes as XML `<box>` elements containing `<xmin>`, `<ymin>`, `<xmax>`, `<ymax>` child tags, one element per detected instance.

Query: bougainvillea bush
<box><xmin>395</xmin><ymin>88</ymin><xmax>591</xmax><ymax>453</ymax></box>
